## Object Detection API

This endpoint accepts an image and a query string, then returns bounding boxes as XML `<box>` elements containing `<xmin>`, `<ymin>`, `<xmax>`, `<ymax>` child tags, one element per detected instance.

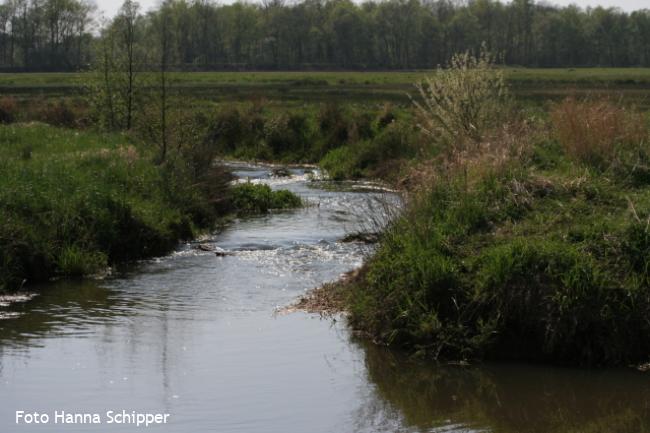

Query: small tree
<box><xmin>115</xmin><ymin>0</ymin><xmax>140</xmax><ymax>131</ymax></box>
<box><xmin>157</xmin><ymin>1</ymin><xmax>172</xmax><ymax>162</ymax></box>
<box><xmin>412</xmin><ymin>45</ymin><xmax>508</xmax><ymax>148</ymax></box>
<box><xmin>87</xmin><ymin>1</ymin><xmax>144</xmax><ymax>132</ymax></box>
<box><xmin>86</xmin><ymin>19</ymin><xmax>118</xmax><ymax>130</ymax></box>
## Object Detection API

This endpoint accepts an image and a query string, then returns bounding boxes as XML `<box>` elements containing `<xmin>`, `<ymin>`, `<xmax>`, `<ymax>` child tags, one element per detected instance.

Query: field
<box><xmin>2</xmin><ymin>68</ymin><xmax>650</xmax><ymax>106</ymax></box>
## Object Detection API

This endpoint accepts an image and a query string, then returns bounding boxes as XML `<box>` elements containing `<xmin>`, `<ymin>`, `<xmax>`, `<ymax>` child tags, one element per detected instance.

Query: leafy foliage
<box><xmin>413</xmin><ymin>47</ymin><xmax>509</xmax><ymax>146</ymax></box>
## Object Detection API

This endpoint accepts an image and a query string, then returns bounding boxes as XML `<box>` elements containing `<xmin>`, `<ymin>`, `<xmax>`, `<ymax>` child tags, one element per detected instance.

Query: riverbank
<box><xmin>307</xmin><ymin>95</ymin><xmax>650</xmax><ymax>367</ymax></box>
<box><xmin>0</xmin><ymin>124</ymin><xmax>303</xmax><ymax>292</ymax></box>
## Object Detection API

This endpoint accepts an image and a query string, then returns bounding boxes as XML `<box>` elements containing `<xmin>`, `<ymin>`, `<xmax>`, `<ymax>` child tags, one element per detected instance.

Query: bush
<box><xmin>0</xmin><ymin>96</ymin><xmax>18</xmax><ymax>124</ymax></box>
<box><xmin>320</xmin><ymin>122</ymin><xmax>416</xmax><ymax>180</ymax></box>
<box><xmin>551</xmin><ymin>97</ymin><xmax>648</xmax><ymax>170</ymax></box>
<box><xmin>412</xmin><ymin>46</ymin><xmax>508</xmax><ymax>148</ymax></box>
<box><xmin>317</xmin><ymin>103</ymin><xmax>349</xmax><ymax>155</ymax></box>
<box><xmin>377</xmin><ymin>103</ymin><xmax>396</xmax><ymax>129</ymax></box>
<box><xmin>349</xmin><ymin>110</ymin><xmax>375</xmax><ymax>141</ymax></box>
<box><xmin>38</xmin><ymin>100</ymin><xmax>78</xmax><ymax>128</ymax></box>
<box><xmin>264</xmin><ymin>113</ymin><xmax>312</xmax><ymax>158</ymax></box>
<box><xmin>320</xmin><ymin>145</ymin><xmax>364</xmax><ymax>180</ymax></box>
<box><xmin>206</xmin><ymin>107</ymin><xmax>247</xmax><ymax>153</ymax></box>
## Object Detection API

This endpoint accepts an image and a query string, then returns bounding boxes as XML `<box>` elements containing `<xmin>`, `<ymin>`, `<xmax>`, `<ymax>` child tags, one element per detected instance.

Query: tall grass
<box><xmin>551</xmin><ymin>97</ymin><xmax>648</xmax><ymax>169</ymax></box>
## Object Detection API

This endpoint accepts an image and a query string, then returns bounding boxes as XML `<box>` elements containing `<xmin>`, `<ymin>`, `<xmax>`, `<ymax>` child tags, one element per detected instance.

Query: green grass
<box><xmin>347</xmin><ymin>161</ymin><xmax>650</xmax><ymax>366</ymax></box>
<box><xmin>230</xmin><ymin>183</ymin><xmax>302</xmax><ymax>215</ymax></box>
<box><xmin>4</xmin><ymin>68</ymin><xmax>650</xmax><ymax>87</ymax></box>
<box><xmin>3</xmin><ymin>68</ymin><xmax>650</xmax><ymax>105</ymax></box>
<box><xmin>0</xmin><ymin>123</ymin><xmax>221</xmax><ymax>290</ymax></box>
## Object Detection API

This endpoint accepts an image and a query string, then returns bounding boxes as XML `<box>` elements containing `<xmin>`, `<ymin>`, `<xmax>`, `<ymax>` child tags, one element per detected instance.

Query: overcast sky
<box><xmin>94</xmin><ymin>0</ymin><xmax>649</xmax><ymax>19</ymax></box>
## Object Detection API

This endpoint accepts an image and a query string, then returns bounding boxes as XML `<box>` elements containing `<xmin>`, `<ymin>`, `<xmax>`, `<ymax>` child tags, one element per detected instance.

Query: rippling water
<box><xmin>1</xmin><ymin>164</ymin><xmax>649</xmax><ymax>433</ymax></box>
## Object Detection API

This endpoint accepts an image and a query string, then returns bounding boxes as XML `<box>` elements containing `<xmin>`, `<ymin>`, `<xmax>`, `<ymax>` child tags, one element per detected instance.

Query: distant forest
<box><xmin>1</xmin><ymin>0</ymin><xmax>650</xmax><ymax>71</ymax></box>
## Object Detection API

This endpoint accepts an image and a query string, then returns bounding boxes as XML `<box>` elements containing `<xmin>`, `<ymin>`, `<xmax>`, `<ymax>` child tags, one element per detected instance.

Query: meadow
<box><xmin>2</xmin><ymin>68</ymin><xmax>650</xmax><ymax>105</ymax></box>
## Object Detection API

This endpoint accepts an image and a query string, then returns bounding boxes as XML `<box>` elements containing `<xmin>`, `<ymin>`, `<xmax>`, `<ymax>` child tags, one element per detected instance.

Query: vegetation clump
<box><xmin>550</xmin><ymin>97</ymin><xmax>648</xmax><ymax>171</ymax></box>
<box><xmin>230</xmin><ymin>183</ymin><xmax>302</xmax><ymax>215</ymax></box>
<box><xmin>413</xmin><ymin>46</ymin><xmax>509</xmax><ymax>146</ymax></box>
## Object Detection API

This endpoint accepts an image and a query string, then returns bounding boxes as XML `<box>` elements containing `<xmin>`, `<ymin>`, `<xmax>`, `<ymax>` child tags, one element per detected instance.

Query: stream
<box><xmin>1</xmin><ymin>164</ymin><xmax>649</xmax><ymax>433</ymax></box>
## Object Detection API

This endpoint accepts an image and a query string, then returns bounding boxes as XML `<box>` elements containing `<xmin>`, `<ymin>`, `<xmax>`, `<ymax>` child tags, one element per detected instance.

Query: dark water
<box><xmin>1</xmin><ymin>165</ymin><xmax>649</xmax><ymax>433</ymax></box>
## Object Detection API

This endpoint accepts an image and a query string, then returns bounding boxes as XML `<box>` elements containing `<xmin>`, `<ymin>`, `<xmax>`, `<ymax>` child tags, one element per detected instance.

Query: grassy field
<box><xmin>2</xmin><ymin>68</ymin><xmax>650</xmax><ymax>105</ymax></box>
<box><xmin>4</xmin><ymin>68</ymin><xmax>650</xmax><ymax>86</ymax></box>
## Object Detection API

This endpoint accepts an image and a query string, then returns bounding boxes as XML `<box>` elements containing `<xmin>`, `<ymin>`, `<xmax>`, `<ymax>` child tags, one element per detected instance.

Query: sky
<box><xmin>93</xmin><ymin>0</ymin><xmax>648</xmax><ymax>19</ymax></box>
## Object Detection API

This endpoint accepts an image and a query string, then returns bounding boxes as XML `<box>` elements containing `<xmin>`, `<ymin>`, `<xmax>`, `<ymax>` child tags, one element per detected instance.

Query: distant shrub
<box><xmin>412</xmin><ymin>45</ymin><xmax>508</xmax><ymax>148</ymax></box>
<box><xmin>206</xmin><ymin>107</ymin><xmax>246</xmax><ymax>153</ymax></box>
<box><xmin>551</xmin><ymin>97</ymin><xmax>648</xmax><ymax>170</ymax></box>
<box><xmin>377</xmin><ymin>103</ymin><xmax>396</xmax><ymax>129</ymax></box>
<box><xmin>0</xmin><ymin>96</ymin><xmax>18</xmax><ymax>124</ymax></box>
<box><xmin>39</xmin><ymin>100</ymin><xmax>78</xmax><ymax>128</ymax></box>
<box><xmin>264</xmin><ymin>113</ymin><xmax>311</xmax><ymax>157</ymax></box>
<box><xmin>317</xmin><ymin>103</ymin><xmax>349</xmax><ymax>154</ymax></box>
<box><xmin>372</xmin><ymin>122</ymin><xmax>417</xmax><ymax>160</ymax></box>
<box><xmin>320</xmin><ymin>145</ymin><xmax>364</xmax><ymax>180</ymax></box>
<box><xmin>320</xmin><ymin>122</ymin><xmax>416</xmax><ymax>180</ymax></box>
<box><xmin>349</xmin><ymin>111</ymin><xmax>375</xmax><ymax>141</ymax></box>
<box><xmin>20</xmin><ymin>145</ymin><xmax>33</xmax><ymax>160</ymax></box>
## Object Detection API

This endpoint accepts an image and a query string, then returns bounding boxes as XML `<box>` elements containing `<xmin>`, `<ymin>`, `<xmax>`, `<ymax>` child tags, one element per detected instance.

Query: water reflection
<box><xmin>358</xmin><ymin>340</ymin><xmax>650</xmax><ymax>433</ymax></box>
<box><xmin>0</xmin><ymin>281</ymin><xmax>121</xmax><ymax>348</ymax></box>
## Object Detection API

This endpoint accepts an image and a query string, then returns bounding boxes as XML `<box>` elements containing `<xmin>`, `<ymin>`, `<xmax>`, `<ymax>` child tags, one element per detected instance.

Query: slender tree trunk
<box><xmin>160</xmin><ymin>15</ymin><xmax>168</xmax><ymax>162</ymax></box>
<box><xmin>103</xmin><ymin>35</ymin><xmax>116</xmax><ymax>129</ymax></box>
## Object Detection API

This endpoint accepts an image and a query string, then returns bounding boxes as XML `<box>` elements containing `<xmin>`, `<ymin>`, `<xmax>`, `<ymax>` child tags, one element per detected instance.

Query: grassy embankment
<box><xmin>344</xmin><ymin>125</ymin><xmax>650</xmax><ymax>366</ymax></box>
<box><xmin>303</xmin><ymin>62</ymin><xmax>650</xmax><ymax>367</ymax></box>
<box><xmin>0</xmin><ymin>123</ymin><xmax>220</xmax><ymax>290</ymax></box>
<box><xmin>0</xmin><ymin>121</ymin><xmax>302</xmax><ymax>292</ymax></box>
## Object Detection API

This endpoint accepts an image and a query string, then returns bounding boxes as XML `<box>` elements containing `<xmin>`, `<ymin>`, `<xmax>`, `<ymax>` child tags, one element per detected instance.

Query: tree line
<box><xmin>1</xmin><ymin>0</ymin><xmax>650</xmax><ymax>71</ymax></box>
